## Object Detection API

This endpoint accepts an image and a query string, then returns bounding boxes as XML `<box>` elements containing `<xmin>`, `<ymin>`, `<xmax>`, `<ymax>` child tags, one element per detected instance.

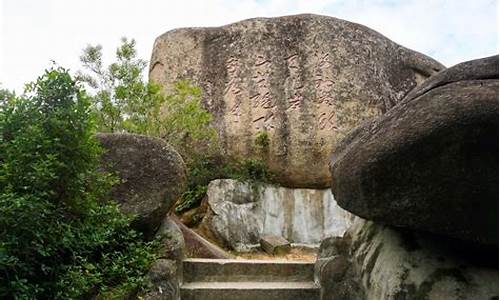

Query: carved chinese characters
<box><xmin>150</xmin><ymin>14</ymin><xmax>444</xmax><ymax>187</ymax></box>
<box><xmin>251</xmin><ymin>55</ymin><xmax>275</xmax><ymax>130</ymax></box>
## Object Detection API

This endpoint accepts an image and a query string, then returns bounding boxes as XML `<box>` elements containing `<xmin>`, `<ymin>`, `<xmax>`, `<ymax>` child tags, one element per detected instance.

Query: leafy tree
<box><xmin>158</xmin><ymin>80</ymin><xmax>217</xmax><ymax>162</ymax></box>
<box><xmin>0</xmin><ymin>68</ymin><xmax>158</xmax><ymax>299</ymax></box>
<box><xmin>78</xmin><ymin>37</ymin><xmax>216</xmax><ymax>162</ymax></box>
<box><xmin>0</xmin><ymin>86</ymin><xmax>15</xmax><ymax>113</ymax></box>
<box><xmin>78</xmin><ymin>37</ymin><xmax>159</xmax><ymax>134</ymax></box>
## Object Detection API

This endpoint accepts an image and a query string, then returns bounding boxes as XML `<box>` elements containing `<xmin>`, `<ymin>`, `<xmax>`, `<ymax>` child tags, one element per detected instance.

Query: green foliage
<box><xmin>0</xmin><ymin>68</ymin><xmax>158</xmax><ymax>299</ymax></box>
<box><xmin>159</xmin><ymin>80</ymin><xmax>217</xmax><ymax>163</ymax></box>
<box><xmin>78</xmin><ymin>37</ymin><xmax>272</xmax><ymax>217</ymax></box>
<box><xmin>176</xmin><ymin>185</ymin><xmax>208</xmax><ymax>214</ymax></box>
<box><xmin>254</xmin><ymin>130</ymin><xmax>270</xmax><ymax>150</ymax></box>
<box><xmin>236</xmin><ymin>158</ymin><xmax>274</xmax><ymax>182</ymax></box>
<box><xmin>175</xmin><ymin>157</ymin><xmax>275</xmax><ymax>213</ymax></box>
<box><xmin>79</xmin><ymin>37</ymin><xmax>164</xmax><ymax>135</ymax></box>
<box><xmin>175</xmin><ymin>128</ymin><xmax>275</xmax><ymax>214</ymax></box>
<box><xmin>174</xmin><ymin>132</ymin><xmax>275</xmax><ymax>214</ymax></box>
<box><xmin>78</xmin><ymin>37</ymin><xmax>217</xmax><ymax>164</ymax></box>
<box><xmin>0</xmin><ymin>86</ymin><xmax>15</xmax><ymax>111</ymax></box>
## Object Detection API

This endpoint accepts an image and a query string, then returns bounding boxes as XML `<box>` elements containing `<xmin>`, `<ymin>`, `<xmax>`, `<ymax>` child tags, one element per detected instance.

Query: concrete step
<box><xmin>180</xmin><ymin>281</ymin><xmax>320</xmax><ymax>300</ymax></box>
<box><xmin>183</xmin><ymin>258</ymin><xmax>315</xmax><ymax>282</ymax></box>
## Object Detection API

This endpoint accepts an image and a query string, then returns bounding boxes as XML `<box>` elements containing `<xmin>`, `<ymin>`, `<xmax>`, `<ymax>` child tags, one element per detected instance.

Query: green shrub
<box><xmin>254</xmin><ymin>130</ymin><xmax>270</xmax><ymax>150</ymax></box>
<box><xmin>78</xmin><ymin>37</ymin><xmax>160</xmax><ymax>134</ymax></box>
<box><xmin>0</xmin><ymin>68</ymin><xmax>158</xmax><ymax>299</ymax></box>
<box><xmin>175</xmin><ymin>156</ymin><xmax>275</xmax><ymax>214</ymax></box>
<box><xmin>176</xmin><ymin>185</ymin><xmax>208</xmax><ymax>214</ymax></box>
<box><xmin>78</xmin><ymin>38</ymin><xmax>217</xmax><ymax>164</ymax></box>
<box><xmin>158</xmin><ymin>80</ymin><xmax>217</xmax><ymax>163</ymax></box>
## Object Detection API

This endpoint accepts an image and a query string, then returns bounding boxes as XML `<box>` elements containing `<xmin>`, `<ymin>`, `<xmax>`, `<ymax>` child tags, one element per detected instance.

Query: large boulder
<box><xmin>316</xmin><ymin>218</ymin><xmax>499</xmax><ymax>300</ymax></box>
<box><xmin>330</xmin><ymin>56</ymin><xmax>499</xmax><ymax>245</ymax></box>
<box><xmin>403</xmin><ymin>55</ymin><xmax>499</xmax><ymax>102</ymax></box>
<box><xmin>149</xmin><ymin>14</ymin><xmax>444</xmax><ymax>188</ymax></box>
<box><xmin>97</xmin><ymin>133</ymin><xmax>186</xmax><ymax>236</ymax></box>
<box><xmin>201</xmin><ymin>179</ymin><xmax>354</xmax><ymax>251</ymax></box>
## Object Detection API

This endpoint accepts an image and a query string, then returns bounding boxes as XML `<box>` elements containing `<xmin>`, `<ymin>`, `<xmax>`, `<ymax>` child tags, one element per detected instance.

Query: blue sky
<box><xmin>1</xmin><ymin>0</ymin><xmax>498</xmax><ymax>93</ymax></box>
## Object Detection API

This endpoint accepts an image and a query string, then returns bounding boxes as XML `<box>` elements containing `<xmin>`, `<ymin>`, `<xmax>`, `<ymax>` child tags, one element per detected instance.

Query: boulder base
<box><xmin>141</xmin><ymin>259</ymin><xmax>180</xmax><ymax>300</ymax></box>
<box><xmin>316</xmin><ymin>217</ymin><xmax>499</xmax><ymax>300</ymax></box>
<box><xmin>201</xmin><ymin>179</ymin><xmax>353</xmax><ymax>251</ymax></box>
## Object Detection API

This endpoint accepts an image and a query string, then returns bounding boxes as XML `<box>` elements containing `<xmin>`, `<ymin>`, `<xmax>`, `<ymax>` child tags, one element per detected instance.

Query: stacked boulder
<box><xmin>97</xmin><ymin>133</ymin><xmax>187</xmax><ymax>237</ymax></box>
<box><xmin>97</xmin><ymin>133</ymin><xmax>187</xmax><ymax>300</ymax></box>
<box><xmin>320</xmin><ymin>55</ymin><xmax>499</xmax><ymax>299</ymax></box>
<box><xmin>150</xmin><ymin>13</ymin><xmax>445</xmax><ymax>251</ymax></box>
<box><xmin>146</xmin><ymin>12</ymin><xmax>497</xmax><ymax>299</ymax></box>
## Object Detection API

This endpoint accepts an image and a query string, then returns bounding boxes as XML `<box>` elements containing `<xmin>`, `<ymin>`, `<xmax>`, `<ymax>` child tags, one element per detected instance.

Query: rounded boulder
<box><xmin>330</xmin><ymin>56</ymin><xmax>499</xmax><ymax>245</ymax></box>
<box><xmin>97</xmin><ymin>133</ymin><xmax>186</xmax><ymax>236</ymax></box>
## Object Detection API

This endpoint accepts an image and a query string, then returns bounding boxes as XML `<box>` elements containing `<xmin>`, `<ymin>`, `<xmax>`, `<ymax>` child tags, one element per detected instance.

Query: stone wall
<box><xmin>201</xmin><ymin>179</ymin><xmax>353</xmax><ymax>251</ymax></box>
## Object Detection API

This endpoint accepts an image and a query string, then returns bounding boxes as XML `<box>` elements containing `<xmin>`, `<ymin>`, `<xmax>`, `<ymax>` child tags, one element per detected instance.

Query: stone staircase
<box><xmin>180</xmin><ymin>258</ymin><xmax>320</xmax><ymax>300</ymax></box>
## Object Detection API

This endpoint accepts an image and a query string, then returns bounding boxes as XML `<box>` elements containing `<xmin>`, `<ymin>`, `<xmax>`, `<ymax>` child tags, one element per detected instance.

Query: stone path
<box><xmin>180</xmin><ymin>258</ymin><xmax>319</xmax><ymax>299</ymax></box>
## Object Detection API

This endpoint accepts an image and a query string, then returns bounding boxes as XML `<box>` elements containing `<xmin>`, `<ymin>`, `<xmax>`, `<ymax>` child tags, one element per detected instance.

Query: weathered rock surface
<box><xmin>260</xmin><ymin>235</ymin><xmax>291</xmax><ymax>255</ymax></box>
<box><xmin>141</xmin><ymin>259</ymin><xmax>180</xmax><ymax>300</ymax></box>
<box><xmin>316</xmin><ymin>217</ymin><xmax>499</xmax><ymax>300</ymax></box>
<box><xmin>150</xmin><ymin>13</ymin><xmax>444</xmax><ymax>188</ymax></box>
<box><xmin>156</xmin><ymin>216</ymin><xmax>185</xmax><ymax>263</ymax></box>
<box><xmin>170</xmin><ymin>215</ymin><xmax>232</xmax><ymax>259</ymax></box>
<box><xmin>97</xmin><ymin>133</ymin><xmax>186</xmax><ymax>236</ymax></box>
<box><xmin>403</xmin><ymin>55</ymin><xmax>499</xmax><ymax>102</ymax></box>
<box><xmin>330</xmin><ymin>56</ymin><xmax>499</xmax><ymax>245</ymax></box>
<box><xmin>201</xmin><ymin>179</ymin><xmax>354</xmax><ymax>251</ymax></box>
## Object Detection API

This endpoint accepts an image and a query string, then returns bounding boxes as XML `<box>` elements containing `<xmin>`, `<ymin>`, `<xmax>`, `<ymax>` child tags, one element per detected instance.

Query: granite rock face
<box><xmin>97</xmin><ymin>133</ymin><xmax>187</xmax><ymax>236</ymax></box>
<box><xmin>201</xmin><ymin>179</ymin><xmax>354</xmax><ymax>251</ymax></box>
<box><xmin>150</xmin><ymin>14</ymin><xmax>444</xmax><ymax>188</ymax></box>
<box><xmin>403</xmin><ymin>55</ymin><xmax>498</xmax><ymax>102</ymax></box>
<box><xmin>330</xmin><ymin>56</ymin><xmax>499</xmax><ymax>245</ymax></box>
<box><xmin>141</xmin><ymin>259</ymin><xmax>180</xmax><ymax>300</ymax></box>
<box><xmin>156</xmin><ymin>216</ymin><xmax>186</xmax><ymax>264</ymax></box>
<box><xmin>316</xmin><ymin>217</ymin><xmax>499</xmax><ymax>300</ymax></box>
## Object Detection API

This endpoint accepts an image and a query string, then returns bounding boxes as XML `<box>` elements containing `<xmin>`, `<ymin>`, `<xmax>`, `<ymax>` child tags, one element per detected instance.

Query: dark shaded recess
<box><xmin>394</xmin><ymin>226</ymin><xmax>499</xmax><ymax>268</ymax></box>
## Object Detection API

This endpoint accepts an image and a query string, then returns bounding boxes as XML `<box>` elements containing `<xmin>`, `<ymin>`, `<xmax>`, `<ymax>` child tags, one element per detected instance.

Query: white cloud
<box><xmin>1</xmin><ymin>0</ymin><xmax>497</xmax><ymax>93</ymax></box>
<box><xmin>324</xmin><ymin>0</ymin><xmax>498</xmax><ymax>66</ymax></box>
